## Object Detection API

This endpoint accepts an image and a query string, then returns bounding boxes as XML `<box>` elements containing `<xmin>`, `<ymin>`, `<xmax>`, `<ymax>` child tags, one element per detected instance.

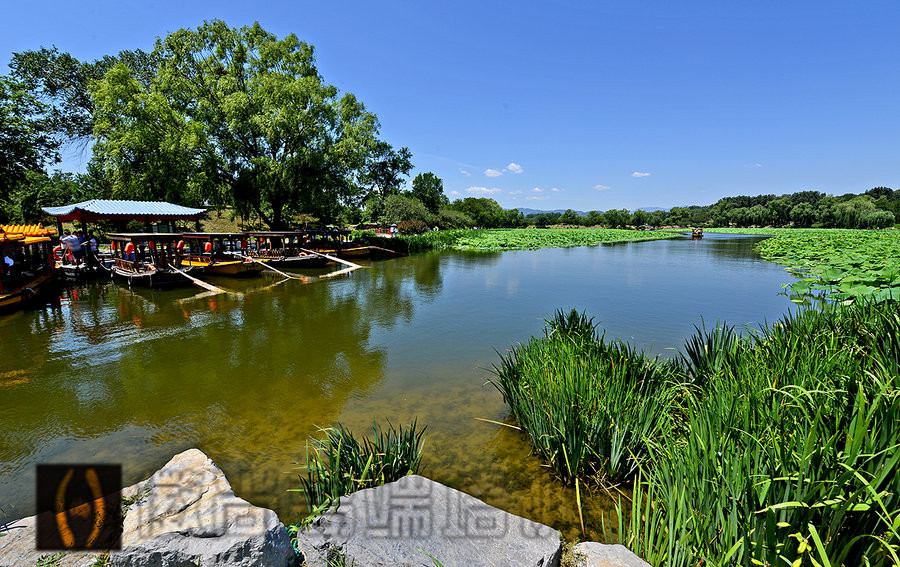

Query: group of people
<box><xmin>59</xmin><ymin>230</ymin><xmax>99</xmax><ymax>266</ymax></box>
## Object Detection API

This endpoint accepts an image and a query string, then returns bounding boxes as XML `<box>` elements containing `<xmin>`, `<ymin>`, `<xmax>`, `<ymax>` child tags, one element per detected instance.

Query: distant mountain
<box><xmin>513</xmin><ymin>207</ymin><xmax>669</xmax><ymax>216</ymax></box>
<box><xmin>515</xmin><ymin>208</ymin><xmax>591</xmax><ymax>216</ymax></box>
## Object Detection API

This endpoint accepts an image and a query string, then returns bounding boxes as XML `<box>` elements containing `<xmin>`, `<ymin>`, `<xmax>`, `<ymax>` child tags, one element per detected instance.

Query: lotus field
<box><xmin>709</xmin><ymin>228</ymin><xmax>900</xmax><ymax>302</ymax></box>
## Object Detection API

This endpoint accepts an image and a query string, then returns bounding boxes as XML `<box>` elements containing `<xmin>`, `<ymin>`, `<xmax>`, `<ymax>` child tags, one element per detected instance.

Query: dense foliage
<box><xmin>494</xmin><ymin>304</ymin><xmax>900</xmax><ymax>565</ymax></box>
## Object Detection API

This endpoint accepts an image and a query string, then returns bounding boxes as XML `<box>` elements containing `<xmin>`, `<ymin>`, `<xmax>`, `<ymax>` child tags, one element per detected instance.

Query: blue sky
<box><xmin>2</xmin><ymin>1</ymin><xmax>899</xmax><ymax>211</ymax></box>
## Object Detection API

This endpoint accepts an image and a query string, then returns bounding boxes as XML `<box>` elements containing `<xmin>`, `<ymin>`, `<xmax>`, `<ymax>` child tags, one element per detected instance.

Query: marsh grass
<box><xmin>495</xmin><ymin>302</ymin><xmax>900</xmax><ymax>565</ymax></box>
<box><xmin>291</xmin><ymin>420</ymin><xmax>427</xmax><ymax>521</ymax></box>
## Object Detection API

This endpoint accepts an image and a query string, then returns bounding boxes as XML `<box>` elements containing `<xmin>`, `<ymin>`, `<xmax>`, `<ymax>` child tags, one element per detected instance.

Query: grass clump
<box><xmin>290</xmin><ymin>420</ymin><xmax>427</xmax><ymax>522</ymax></box>
<box><xmin>491</xmin><ymin>308</ymin><xmax>680</xmax><ymax>485</ymax></box>
<box><xmin>494</xmin><ymin>302</ymin><xmax>900</xmax><ymax>565</ymax></box>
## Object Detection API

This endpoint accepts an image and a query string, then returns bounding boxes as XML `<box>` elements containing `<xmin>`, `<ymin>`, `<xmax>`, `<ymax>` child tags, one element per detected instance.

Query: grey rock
<box><xmin>111</xmin><ymin>448</ymin><xmax>294</xmax><ymax>567</ymax></box>
<box><xmin>294</xmin><ymin>474</ymin><xmax>561</xmax><ymax>567</ymax></box>
<box><xmin>572</xmin><ymin>542</ymin><xmax>651</xmax><ymax>567</ymax></box>
<box><xmin>0</xmin><ymin>513</ymin><xmax>103</xmax><ymax>567</ymax></box>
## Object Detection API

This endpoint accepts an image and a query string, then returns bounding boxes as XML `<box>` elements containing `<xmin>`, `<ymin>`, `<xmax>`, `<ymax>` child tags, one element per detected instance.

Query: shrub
<box><xmin>398</xmin><ymin>220</ymin><xmax>428</xmax><ymax>234</ymax></box>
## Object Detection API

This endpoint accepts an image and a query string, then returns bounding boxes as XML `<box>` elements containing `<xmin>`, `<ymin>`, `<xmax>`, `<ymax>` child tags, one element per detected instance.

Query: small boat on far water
<box><xmin>691</xmin><ymin>228</ymin><xmax>704</xmax><ymax>239</ymax></box>
<box><xmin>108</xmin><ymin>233</ymin><xmax>196</xmax><ymax>289</ymax></box>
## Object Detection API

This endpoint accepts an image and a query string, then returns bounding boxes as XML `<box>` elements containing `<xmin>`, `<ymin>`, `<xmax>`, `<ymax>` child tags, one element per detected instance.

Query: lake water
<box><xmin>0</xmin><ymin>233</ymin><xmax>796</xmax><ymax>541</ymax></box>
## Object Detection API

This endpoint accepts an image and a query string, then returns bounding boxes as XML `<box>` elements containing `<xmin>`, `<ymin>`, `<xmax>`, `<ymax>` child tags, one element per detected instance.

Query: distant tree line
<box><xmin>523</xmin><ymin>188</ymin><xmax>898</xmax><ymax>229</ymax></box>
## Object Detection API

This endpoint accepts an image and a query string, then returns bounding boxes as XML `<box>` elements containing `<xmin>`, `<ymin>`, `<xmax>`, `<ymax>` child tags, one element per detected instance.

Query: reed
<box><xmin>491</xmin><ymin>308</ymin><xmax>680</xmax><ymax>485</ymax></box>
<box><xmin>496</xmin><ymin>301</ymin><xmax>900</xmax><ymax>565</ymax></box>
<box><xmin>292</xmin><ymin>420</ymin><xmax>427</xmax><ymax>518</ymax></box>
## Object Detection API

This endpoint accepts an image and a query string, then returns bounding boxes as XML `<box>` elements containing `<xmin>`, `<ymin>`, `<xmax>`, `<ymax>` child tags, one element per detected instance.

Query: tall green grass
<box><xmin>491</xmin><ymin>309</ymin><xmax>681</xmax><ymax>484</ymax></box>
<box><xmin>495</xmin><ymin>303</ymin><xmax>900</xmax><ymax>565</ymax></box>
<box><xmin>291</xmin><ymin>420</ymin><xmax>427</xmax><ymax>519</ymax></box>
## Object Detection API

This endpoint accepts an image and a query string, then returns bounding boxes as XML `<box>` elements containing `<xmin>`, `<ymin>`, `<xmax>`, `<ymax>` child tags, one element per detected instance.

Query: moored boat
<box><xmin>0</xmin><ymin>224</ymin><xmax>58</xmax><ymax>313</ymax></box>
<box><xmin>182</xmin><ymin>233</ymin><xmax>268</xmax><ymax>276</ymax></box>
<box><xmin>108</xmin><ymin>233</ymin><xmax>196</xmax><ymax>288</ymax></box>
<box><xmin>247</xmin><ymin>231</ymin><xmax>331</xmax><ymax>268</ymax></box>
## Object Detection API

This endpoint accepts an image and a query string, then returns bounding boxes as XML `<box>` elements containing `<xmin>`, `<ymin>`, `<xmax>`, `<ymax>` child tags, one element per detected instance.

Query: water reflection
<box><xmin>0</xmin><ymin>234</ymin><xmax>796</xmax><ymax>536</ymax></box>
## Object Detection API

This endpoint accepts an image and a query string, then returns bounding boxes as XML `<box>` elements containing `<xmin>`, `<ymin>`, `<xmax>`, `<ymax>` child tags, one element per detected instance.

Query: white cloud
<box><xmin>632</xmin><ymin>172</ymin><xmax>651</xmax><ymax>178</ymax></box>
<box><xmin>550</xmin><ymin>187</ymin><xmax>562</xmax><ymax>193</ymax></box>
<box><xmin>507</xmin><ymin>162</ymin><xmax>524</xmax><ymax>174</ymax></box>
<box><xmin>594</xmin><ymin>184</ymin><xmax>611</xmax><ymax>191</ymax></box>
<box><xmin>508</xmin><ymin>190</ymin><xmax>524</xmax><ymax>195</ymax></box>
<box><xmin>467</xmin><ymin>186</ymin><xmax>502</xmax><ymax>195</ymax></box>
<box><xmin>532</xmin><ymin>187</ymin><xmax>543</xmax><ymax>193</ymax></box>
<box><xmin>527</xmin><ymin>195</ymin><xmax>551</xmax><ymax>201</ymax></box>
<box><xmin>485</xmin><ymin>169</ymin><xmax>503</xmax><ymax>177</ymax></box>
<box><xmin>460</xmin><ymin>169</ymin><xmax>471</xmax><ymax>176</ymax></box>
<box><xmin>450</xmin><ymin>190</ymin><xmax>460</xmax><ymax>196</ymax></box>
<box><xmin>744</xmin><ymin>163</ymin><xmax>762</xmax><ymax>168</ymax></box>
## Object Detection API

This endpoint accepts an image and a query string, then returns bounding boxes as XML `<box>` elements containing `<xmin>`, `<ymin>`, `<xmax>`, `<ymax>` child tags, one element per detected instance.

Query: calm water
<box><xmin>0</xmin><ymin>233</ymin><xmax>796</xmax><ymax>540</ymax></box>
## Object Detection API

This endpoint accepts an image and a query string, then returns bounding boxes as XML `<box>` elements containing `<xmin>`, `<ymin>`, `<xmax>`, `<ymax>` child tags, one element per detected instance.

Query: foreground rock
<box><xmin>113</xmin><ymin>448</ymin><xmax>294</xmax><ymax>567</ymax></box>
<box><xmin>294</xmin><ymin>474</ymin><xmax>562</xmax><ymax>566</ymax></box>
<box><xmin>572</xmin><ymin>542</ymin><xmax>651</xmax><ymax>567</ymax></box>
<box><xmin>0</xmin><ymin>449</ymin><xmax>294</xmax><ymax>567</ymax></box>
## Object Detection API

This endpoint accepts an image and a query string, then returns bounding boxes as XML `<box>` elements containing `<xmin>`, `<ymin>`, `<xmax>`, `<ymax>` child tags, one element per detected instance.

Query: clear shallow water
<box><xmin>0</xmin><ymin>233</ymin><xmax>796</xmax><ymax>541</ymax></box>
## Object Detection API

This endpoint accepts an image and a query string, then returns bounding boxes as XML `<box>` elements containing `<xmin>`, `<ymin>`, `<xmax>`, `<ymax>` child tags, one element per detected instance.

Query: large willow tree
<box><xmin>91</xmin><ymin>20</ymin><xmax>383</xmax><ymax>227</ymax></box>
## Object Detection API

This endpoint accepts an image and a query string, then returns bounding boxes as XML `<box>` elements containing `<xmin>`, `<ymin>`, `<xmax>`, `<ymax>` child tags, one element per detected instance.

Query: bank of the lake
<box><xmin>0</xmin><ymin>233</ymin><xmax>796</xmax><ymax>544</ymax></box>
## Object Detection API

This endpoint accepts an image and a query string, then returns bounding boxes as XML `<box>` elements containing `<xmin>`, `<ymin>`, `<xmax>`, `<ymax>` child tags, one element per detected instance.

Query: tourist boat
<box><xmin>247</xmin><ymin>231</ymin><xmax>331</xmax><ymax>268</ymax></box>
<box><xmin>181</xmin><ymin>233</ymin><xmax>268</xmax><ymax>276</ymax></box>
<box><xmin>108</xmin><ymin>233</ymin><xmax>196</xmax><ymax>288</ymax></box>
<box><xmin>0</xmin><ymin>224</ymin><xmax>57</xmax><ymax>313</ymax></box>
<box><xmin>691</xmin><ymin>228</ymin><xmax>704</xmax><ymax>239</ymax></box>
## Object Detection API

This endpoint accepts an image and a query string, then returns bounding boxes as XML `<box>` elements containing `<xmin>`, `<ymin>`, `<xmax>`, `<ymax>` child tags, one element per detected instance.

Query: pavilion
<box><xmin>42</xmin><ymin>199</ymin><xmax>207</xmax><ymax>234</ymax></box>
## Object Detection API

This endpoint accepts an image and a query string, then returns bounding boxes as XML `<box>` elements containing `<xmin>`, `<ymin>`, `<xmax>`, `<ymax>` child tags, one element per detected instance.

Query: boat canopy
<box><xmin>108</xmin><ymin>233</ymin><xmax>185</xmax><ymax>242</ymax></box>
<box><xmin>42</xmin><ymin>200</ymin><xmax>206</xmax><ymax>222</ymax></box>
<box><xmin>1</xmin><ymin>224</ymin><xmax>58</xmax><ymax>237</ymax></box>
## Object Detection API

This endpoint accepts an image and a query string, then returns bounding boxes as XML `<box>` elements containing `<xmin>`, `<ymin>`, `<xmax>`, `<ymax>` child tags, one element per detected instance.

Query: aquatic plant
<box><xmin>497</xmin><ymin>301</ymin><xmax>900</xmax><ymax>565</ymax></box>
<box><xmin>292</xmin><ymin>420</ymin><xmax>427</xmax><ymax>516</ymax></box>
<box><xmin>708</xmin><ymin>228</ymin><xmax>900</xmax><ymax>303</ymax></box>
<box><xmin>491</xmin><ymin>312</ymin><xmax>680</xmax><ymax>484</ymax></box>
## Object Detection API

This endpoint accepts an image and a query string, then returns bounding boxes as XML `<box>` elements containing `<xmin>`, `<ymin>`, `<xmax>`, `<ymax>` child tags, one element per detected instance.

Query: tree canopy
<box><xmin>90</xmin><ymin>20</ymin><xmax>388</xmax><ymax>228</ymax></box>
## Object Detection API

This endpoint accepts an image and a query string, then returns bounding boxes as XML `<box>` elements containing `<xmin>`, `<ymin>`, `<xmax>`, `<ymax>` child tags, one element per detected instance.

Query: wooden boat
<box><xmin>0</xmin><ymin>225</ymin><xmax>58</xmax><ymax>313</ymax></box>
<box><xmin>691</xmin><ymin>228</ymin><xmax>704</xmax><ymax>239</ymax></box>
<box><xmin>108</xmin><ymin>233</ymin><xmax>196</xmax><ymax>288</ymax></box>
<box><xmin>181</xmin><ymin>233</ymin><xmax>268</xmax><ymax>276</ymax></box>
<box><xmin>247</xmin><ymin>231</ymin><xmax>332</xmax><ymax>268</ymax></box>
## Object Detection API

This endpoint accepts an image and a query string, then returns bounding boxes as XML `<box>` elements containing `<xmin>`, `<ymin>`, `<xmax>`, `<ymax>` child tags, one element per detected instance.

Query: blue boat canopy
<box><xmin>43</xmin><ymin>200</ymin><xmax>206</xmax><ymax>222</ymax></box>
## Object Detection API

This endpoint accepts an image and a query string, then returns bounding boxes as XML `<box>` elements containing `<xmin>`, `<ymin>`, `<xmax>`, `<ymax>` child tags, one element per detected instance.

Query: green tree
<box><xmin>380</xmin><ymin>193</ymin><xmax>433</xmax><ymax>225</ymax></box>
<box><xmin>559</xmin><ymin>208</ymin><xmax>583</xmax><ymax>225</ymax></box>
<box><xmin>603</xmin><ymin>208</ymin><xmax>630</xmax><ymax>228</ymax></box>
<box><xmin>789</xmin><ymin>202</ymin><xmax>817</xmax><ymax>228</ymax></box>
<box><xmin>410</xmin><ymin>172</ymin><xmax>447</xmax><ymax>214</ymax></box>
<box><xmin>10</xmin><ymin>46</ymin><xmax>158</xmax><ymax>147</ymax></box>
<box><xmin>91</xmin><ymin>21</ymin><xmax>383</xmax><ymax>228</ymax></box>
<box><xmin>359</xmin><ymin>142</ymin><xmax>412</xmax><ymax>219</ymax></box>
<box><xmin>0</xmin><ymin>75</ymin><xmax>60</xmax><ymax>221</ymax></box>
<box><xmin>448</xmin><ymin>197</ymin><xmax>508</xmax><ymax>227</ymax></box>
<box><xmin>631</xmin><ymin>209</ymin><xmax>651</xmax><ymax>226</ymax></box>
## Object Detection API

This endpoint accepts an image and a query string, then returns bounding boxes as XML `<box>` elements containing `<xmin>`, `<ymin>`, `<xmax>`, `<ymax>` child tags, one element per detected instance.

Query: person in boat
<box><xmin>84</xmin><ymin>231</ymin><xmax>99</xmax><ymax>267</ymax></box>
<box><xmin>60</xmin><ymin>230</ymin><xmax>83</xmax><ymax>265</ymax></box>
